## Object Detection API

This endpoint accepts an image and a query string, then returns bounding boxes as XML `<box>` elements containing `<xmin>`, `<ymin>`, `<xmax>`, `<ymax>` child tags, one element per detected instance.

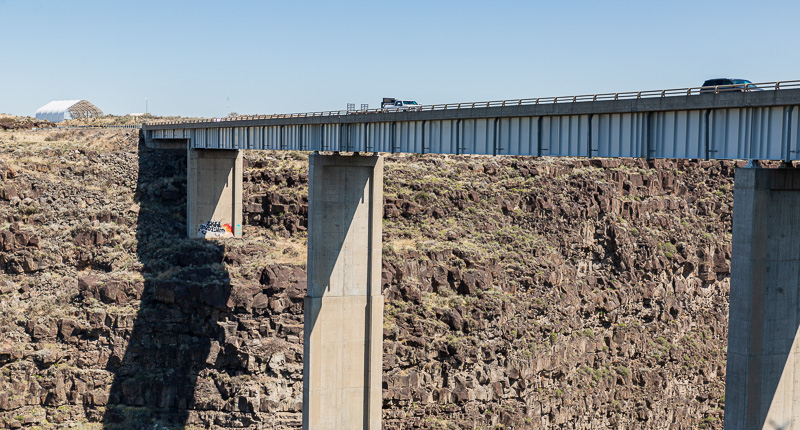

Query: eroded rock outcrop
<box><xmin>0</xmin><ymin>128</ymin><xmax>730</xmax><ymax>429</ymax></box>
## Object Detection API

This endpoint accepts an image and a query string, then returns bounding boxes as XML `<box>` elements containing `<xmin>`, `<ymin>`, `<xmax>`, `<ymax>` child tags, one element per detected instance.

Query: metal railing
<box><xmin>145</xmin><ymin>80</ymin><xmax>800</xmax><ymax>126</ymax></box>
<box><xmin>31</xmin><ymin>124</ymin><xmax>142</xmax><ymax>130</ymax></box>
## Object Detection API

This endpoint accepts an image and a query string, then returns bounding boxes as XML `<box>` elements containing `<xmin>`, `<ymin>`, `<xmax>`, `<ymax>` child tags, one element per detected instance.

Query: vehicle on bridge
<box><xmin>381</xmin><ymin>98</ymin><xmax>421</xmax><ymax>111</ymax></box>
<box><xmin>700</xmin><ymin>78</ymin><xmax>762</xmax><ymax>93</ymax></box>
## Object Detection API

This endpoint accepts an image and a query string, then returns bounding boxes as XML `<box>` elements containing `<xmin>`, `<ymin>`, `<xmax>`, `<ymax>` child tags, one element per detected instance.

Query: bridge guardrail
<box><xmin>144</xmin><ymin>80</ymin><xmax>800</xmax><ymax>126</ymax></box>
<box><xmin>30</xmin><ymin>125</ymin><xmax>142</xmax><ymax>131</ymax></box>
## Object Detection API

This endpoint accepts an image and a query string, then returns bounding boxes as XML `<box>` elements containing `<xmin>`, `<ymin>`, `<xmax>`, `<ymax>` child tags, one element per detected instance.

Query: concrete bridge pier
<box><xmin>186</xmin><ymin>149</ymin><xmax>243</xmax><ymax>238</ymax></box>
<box><xmin>303</xmin><ymin>153</ymin><xmax>383</xmax><ymax>430</ymax></box>
<box><xmin>726</xmin><ymin>167</ymin><xmax>800</xmax><ymax>429</ymax></box>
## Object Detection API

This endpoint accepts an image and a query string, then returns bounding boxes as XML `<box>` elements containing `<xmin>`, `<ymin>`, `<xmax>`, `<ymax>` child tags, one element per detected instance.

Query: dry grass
<box><xmin>391</xmin><ymin>238</ymin><xmax>417</xmax><ymax>252</ymax></box>
<box><xmin>62</xmin><ymin>114</ymin><xmax>206</xmax><ymax>128</ymax></box>
<box><xmin>271</xmin><ymin>238</ymin><xmax>307</xmax><ymax>265</ymax></box>
<box><xmin>0</xmin><ymin>129</ymin><xmax>135</xmax><ymax>154</ymax></box>
<box><xmin>228</xmin><ymin>224</ymin><xmax>307</xmax><ymax>268</ymax></box>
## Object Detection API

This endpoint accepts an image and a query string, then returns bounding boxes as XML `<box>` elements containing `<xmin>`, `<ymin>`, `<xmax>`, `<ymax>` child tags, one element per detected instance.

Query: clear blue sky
<box><xmin>2</xmin><ymin>0</ymin><xmax>799</xmax><ymax>118</ymax></box>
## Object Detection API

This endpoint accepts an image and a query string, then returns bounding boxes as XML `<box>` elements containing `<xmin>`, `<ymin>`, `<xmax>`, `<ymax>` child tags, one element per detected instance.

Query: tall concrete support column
<box><xmin>726</xmin><ymin>167</ymin><xmax>800</xmax><ymax>429</ymax></box>
<box><xmin>304</xmin><ymin>153</ymin><xmax>383</xmax><ymax>430</ymax></box>
<box><xmin>186</xmin><ymin>149</ymin><xmax>243</xmax><ymax>238</ymax></box>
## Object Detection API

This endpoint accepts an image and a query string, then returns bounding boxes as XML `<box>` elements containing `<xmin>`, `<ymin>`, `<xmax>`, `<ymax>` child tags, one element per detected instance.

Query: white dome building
<box><xmin>34</xmin><ymin>100</ymin><xmax>103</xmax><ymax>122</ymax></box>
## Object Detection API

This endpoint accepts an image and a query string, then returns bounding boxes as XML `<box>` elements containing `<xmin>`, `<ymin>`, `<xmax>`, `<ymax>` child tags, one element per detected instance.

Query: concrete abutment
<box><xmin>726</xmin><ymin>167</ymin><xmax>800</xmax><ymax>429</ymax></box>
<box><xmin>186</xmin><ymin>149</ymin><xmax>243</xmax><ymax>238</ymax></box>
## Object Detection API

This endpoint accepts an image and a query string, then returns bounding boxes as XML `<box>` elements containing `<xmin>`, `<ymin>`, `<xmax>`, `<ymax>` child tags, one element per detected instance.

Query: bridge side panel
<box><xmin>594</xmin><ymin>113</ymin><xmax>646</xmax><ymax>158</ymax></box>
<box><xmin>368</xmin><ymin>122</ymin><xmax>391</xmax><ymax>153</ymax></box>
<box><xmin>219</xmin><ymin>128</ymin><xmax>233</xmax><ymax>149</ymax></box>
<box><xmin>255</xmin><ymin>126</ymin><xmax>266</xmax><ymax>150</ymax></box>
<box><xmin>442</xmin><ymin>120</ymin><xmax>458</xmax><ymax>154</ymax></box>
<box><xmin>755</xmin><ymin>107</ymin><xmax>787</xmax><ymax>160</ymax></box>
<box><xmin>250</xmin><ymin>127</ymin><xmax>263</xmax><ymax>150</ymax></box>
<box><xmin>190</xmin><ymin>129</ymin><xmax>202</xmax><ymax>149</ymax></box>
<box><xmin>424</xmin><ymin>121</ymin><xmax>444</xmax><ymax>154</ymax></box>
<box><xmin>460</xmin><ymin>119</ymin><xmax>476</xmax><ymax>154</ymax></box>
<box><xmin>497</xmin><ymin>117</ymin><xmax>538</xmax><ymax>156</ymax></box>
<box><xmin>205</xmin><ymin>128</ymin><xmax>216</xmax><ymax>148</ymax></box>
<box><xmin>264</xmin><ymin>126</ymin><xmax>278</xmax><ymax>150</ymax></box>
<box><xmin>790</xmin><ymin>107</ymin><xmax>800</xmax><ymax>161</ymax></box>
<box><xmin>292</xmin><ymin>125</ymin><xmax>302</xmax><ymax>150</ymax></box>
<box><xmin>303</xmin><ymin>125</ymin><xmax>318</xmax><ymax>152</ymax></box>
<box><xmin>347</xmin><ymin>123</ymin><xmax>368</xmax><ymax>152</ymax></box>
<box><xmin>209</xmin><ymin>128</ymin><xmax>219</xmax><ymax>149</ymax></box>
<box><xmin>328</xmin><ymin>124</ymin><xmax>342</xmax><ymax>152</ymax></box>
<box><xmin>303</xmin><ymin>125</ymin><xmax>322</xmax><ymax>152</ymax></box>
<box><xmin>154</xmin><ymin>128</ymin><xmax>189</xmax><ymax>140</ymax></box>
<box><xmin>426</xmin><ymin>120</ymin><xmax>458</xmax><ymax>154</ymax></box>
<box><xmin>750</xmin><ymin>107</ymin><xmax>783</xmax><ymax>160</ymax></box>
<box><xmin>365</xmin><ymin>123</ymin><xmax>379</xmax><ymax>153</ymax></box>
<box><xmin>189</xmin><ymin>129</ymin><xmax>201</xmax><ymax>148</ymax></box>
<box><xmin>460</xmin><ymin>118</ymin><xmax>493</xmax><ymax>155</ymax></box>
<box><xmin>711</xmin><ymin>109</ymin><xmax>745</xmax><ymax>160</ymax></box>
<box><xmin>542</xmin><ymin>115</ymin><xmax>589</xmax><ymax>157</ymax></box>
<box><xmin>340</xmin><ymin>124</ymin><xmax>353</xmax><ymax>152</ymax></box>
<box><xmin>652</xmin><ymin>110</ymin><xmax>705</xmax><ymax>159</ymax></box>
<box><xmin>286</xmin><ymin>125</ymin><xmax>304</xmax><ymax>150</ymax></box>
<box><xmin>395</xmin><ymin>121</ymin><xmax>423</xmax><ymax>154</ymax></box>
<box><xmin>204</xmin><ymin>128</ymin><xmax>220</xmax><ymax>149</ymax></box>
<box><xmin>240</xmin><ymin>127</ymin><xmax>251</xmax><ymax>150</ymax></box>
<box><xmin>235</xmin><ymin>127</ymin><xmax>246</xmax><ymax>150</ymax></box>
<box><xmin>711</xmin><ymin>107</ymin><xmax>789</xmax><ymax>160</ymax></box>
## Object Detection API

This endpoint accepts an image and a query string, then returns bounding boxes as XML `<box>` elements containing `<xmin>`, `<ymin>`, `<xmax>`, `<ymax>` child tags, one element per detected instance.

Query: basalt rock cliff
<box><xmin>0</xmin><ymin>128</ymin><xmax>731</xmax><ymax>429</ymax></box>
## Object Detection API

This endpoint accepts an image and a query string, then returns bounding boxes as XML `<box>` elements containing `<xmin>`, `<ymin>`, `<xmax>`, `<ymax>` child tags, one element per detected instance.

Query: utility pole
<box><xmin>145</xmin><ymin>98</ymin><xmax>148</xmax><ymax>115</ymax></box>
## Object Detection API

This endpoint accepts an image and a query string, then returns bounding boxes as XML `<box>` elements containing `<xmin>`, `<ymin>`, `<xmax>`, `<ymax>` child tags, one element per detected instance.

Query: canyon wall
<box><xmin>0</xmin><ymin>129</ymin><xmax>730</xmax><ymax>428</ymax></box>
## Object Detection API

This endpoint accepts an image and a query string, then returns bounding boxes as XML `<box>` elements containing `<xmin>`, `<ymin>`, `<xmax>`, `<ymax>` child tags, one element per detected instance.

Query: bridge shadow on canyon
<box><xmin>102</xmin><ymin>141</ymin><xmax>234</xmax><ymax>429</ymax></box>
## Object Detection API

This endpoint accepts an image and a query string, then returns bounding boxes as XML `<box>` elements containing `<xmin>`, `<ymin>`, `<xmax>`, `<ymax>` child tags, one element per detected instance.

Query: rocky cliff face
<box><xmin>0</xmin><ymin>115</ymin><xmax>54</xmax><ymax>131</ymax></box>
<box><xmin>0</xmin><ymin>128</ymin><xmax>730</xmax><ymax>429</ymax></box>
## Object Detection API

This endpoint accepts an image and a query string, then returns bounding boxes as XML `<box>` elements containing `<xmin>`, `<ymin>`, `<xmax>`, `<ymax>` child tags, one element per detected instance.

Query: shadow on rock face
<box><xmin>102</xmin><ymin>140</ymin><xmax>233</xmax><ymax>429</ymax></box>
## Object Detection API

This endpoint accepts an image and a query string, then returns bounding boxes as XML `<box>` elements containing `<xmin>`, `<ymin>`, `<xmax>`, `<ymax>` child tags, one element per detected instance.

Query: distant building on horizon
<box><xmin>34</xmin><ymin>100</ymin><xmax>103</xmax><ymax>122</ymax></box>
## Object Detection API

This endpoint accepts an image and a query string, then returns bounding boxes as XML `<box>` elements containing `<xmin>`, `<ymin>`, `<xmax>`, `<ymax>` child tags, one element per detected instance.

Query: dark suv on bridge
<box><xmin>700</xmin><ymin>78</ymin><xmax>762</xmax><ymax>93</ymax></box>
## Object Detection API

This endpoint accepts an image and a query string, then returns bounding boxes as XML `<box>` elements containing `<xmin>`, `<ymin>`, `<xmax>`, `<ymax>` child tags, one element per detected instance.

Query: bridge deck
<box><xmin>145</xmin><ymin>88</ymin><xmax>800</xmax><ymax>161</ymax></box>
